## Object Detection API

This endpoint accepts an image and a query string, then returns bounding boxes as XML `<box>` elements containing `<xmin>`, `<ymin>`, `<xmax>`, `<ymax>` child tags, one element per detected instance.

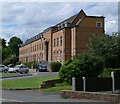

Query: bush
<box><xmin>74</xmin><ymin>54</ymin><xmax>105</xmax><ymax>77</ymax></box>
<box><xmin>99</xmin><ymin>69</ymin><xmax>112</xmax><ymax>77</ymax></box>
<box><xmin>59</xmin><ymin>54</ymin><xmax>104</xmax><ymax>84</ymax></box>
<box><xmin>51</xmin><ymin>62</ymin><xmax>62</xmax><ymax>72</ymax></box>
<box><xmin>59</xmin><ymin>59</ymin><xmax>81</xmax><ymax>84</ymax></box>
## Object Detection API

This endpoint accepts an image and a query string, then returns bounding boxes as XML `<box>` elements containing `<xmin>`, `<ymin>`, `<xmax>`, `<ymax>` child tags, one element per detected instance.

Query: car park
<box><xmin>14</xmin><ymin>64</ymin><xmax>29</xmax><ymax>74</ymax></box>
<box><xmin>0</xmin><ymin>65</ymin><xmax>8</xmax><ymax>73</ymax></box>
<box><xmin>36</xmin><ymin>64</ymin><xmax>47</xmax><ymax>72</ymax></box>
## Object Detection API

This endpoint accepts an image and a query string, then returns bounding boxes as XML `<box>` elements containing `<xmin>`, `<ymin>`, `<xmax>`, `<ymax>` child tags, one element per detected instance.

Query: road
<box><xmin>1</xmin><ymin>90</ymin><xmax>110</xmax><ymax>103</ymax></box>
<box><xmin>1</xmin><ymin>72</ymin><xmax>58</xmax><ymax>80</ymax></box>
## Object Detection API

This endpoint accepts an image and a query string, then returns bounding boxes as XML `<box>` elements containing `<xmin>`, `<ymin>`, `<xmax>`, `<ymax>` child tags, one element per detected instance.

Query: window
<box><xmin>60</xmin><ymin>36</ymin><xmax>62</xmax><ymax>46</ymax></box>
<box><xmin>57</xmin><ymin>38</ymin><xmax>59</xmax><ymax>47</ymax></box>
<box><xmin>54</xmin><ymin>39</ymin><xmax>56</xmax><ymax>47</ymax></box>
<box><xmin>56</xmin><ymin>51</ymin><xmax>58</xmax><ymax>60</ymax></box>
<box><xmin>42</xmin><ymin>43</ymin><xmax>43</xmax><ymax>50</ymax></box>
<box><xmin>60</xmin><ymin>51</ymin><xmax>62</xmax><ymax>61</ymax></box>
<box><xmin>96</xmin><ymin>22</ymin><xmax>102</xmax><ymax>27</ymax></box>
<box><xmin>37</xmin><ymin>45</ymin><xmax>38</xmax><ymax>51</ymax></box>
<box><xmin>39</xmin><ymin>44</ymin><xmax>41</xmax><ymax>50</ymax></box>
<box><xmin>35</xmin><ymin>45</ymin><xmax>36</xmax><ymax>52</ymax></box>
<box><xmin>42</xmin><ymin>54</ymin><xmax>43</xmax><ymax>60</ymax></box>
<box><xmin>54</xmin><ymin>51</ymin><xmax>55</xmax><ymax>60</ymax></box>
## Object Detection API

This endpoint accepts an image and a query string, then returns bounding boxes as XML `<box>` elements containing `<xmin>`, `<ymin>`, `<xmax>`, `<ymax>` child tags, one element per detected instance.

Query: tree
<box><xmin>8</xmin><ymin>36</ymin><xmax>23</xmax><ymax>56</ymax></box>
<box><xmin>2</xmin><ymin>38</ymin><xmax>7</xmax><ymax>48</ymax></box>
<box><xmin>89</xmin><ymin>33</ymin><xmax>120</xmax><ymax>68</ymax></box>
<box><xmin>2</xmin><ymin>36</ymin><xmax>23</xmax><ymax>65</ymax></box>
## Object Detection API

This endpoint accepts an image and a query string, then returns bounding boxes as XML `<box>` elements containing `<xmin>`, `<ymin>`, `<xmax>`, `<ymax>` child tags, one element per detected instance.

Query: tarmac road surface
<box><xmin>1</xmin><ymin>90</ymin><xmax>111</xmax><ymax>103</ymax></box>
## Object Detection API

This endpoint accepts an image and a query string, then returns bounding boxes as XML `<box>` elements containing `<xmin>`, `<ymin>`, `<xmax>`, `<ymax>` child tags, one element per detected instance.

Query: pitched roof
<box><xmin>54</xmin><ymin>13</ymin><xmax>78</xmax><ymax>27</ymax></box>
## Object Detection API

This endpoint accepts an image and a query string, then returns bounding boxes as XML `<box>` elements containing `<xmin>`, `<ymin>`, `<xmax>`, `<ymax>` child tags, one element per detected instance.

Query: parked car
<box><xmin>8</xmin><ymin>64</ymin><xmax>15</xmax><ymax>73</ymax></box>
<box><xmin>36</xmin><ymin>64</ymin><xmax>47</xmax><ymax>72</ymax></box>
<box><xmin>0</xmin><ymin>65</ymin><xmax>8</xmax><ymax>73</ymax></box>
<box><xmin>14</xmin><ymin>65</ymin><xmax>29</xmax><ymax>74</ymax></box>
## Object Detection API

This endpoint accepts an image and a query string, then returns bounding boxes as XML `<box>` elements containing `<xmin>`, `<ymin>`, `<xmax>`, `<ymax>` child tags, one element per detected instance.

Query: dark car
<box><xmin>36</xmin><ymin>64</ymin><xmax>47</xmax><ymax>72</ymax></box>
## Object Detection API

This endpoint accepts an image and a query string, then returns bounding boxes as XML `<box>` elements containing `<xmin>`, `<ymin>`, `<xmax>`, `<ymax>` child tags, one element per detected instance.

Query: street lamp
<box><xmin>12</xmin><ymin>53</ymin><xmax>16</xmax><ymax>67</ymax></box>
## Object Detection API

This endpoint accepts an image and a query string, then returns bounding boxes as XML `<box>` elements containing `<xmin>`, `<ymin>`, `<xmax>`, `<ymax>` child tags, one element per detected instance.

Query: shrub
<box><xmin>59</xmin><ymin>54</ymin><xmax>104</xmax><ymax>84</ymax></box>
<box><xmin>74</xmin><ymin>54</ymin><xmax>105</xmax><ymax>77</ymax></box>
<box><xmin>59</xmin><ymin>59</ymin><xmax>81</xmax><ymax>84</ymax></box>
<box><xmin>99</xmin><ymin>69</ymin><xmax>112</xmax><ymax>77</ymax></box>
<box><xmin>51</xmin><ymin>62</ymin><xmax>62</xmax><ymax>72</ymax></box>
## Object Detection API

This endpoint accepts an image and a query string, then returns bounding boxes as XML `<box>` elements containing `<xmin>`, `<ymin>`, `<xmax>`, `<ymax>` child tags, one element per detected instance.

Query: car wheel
<box><xmin>16</xmin><ymin>70</ymin><xmax>19</xmax><ymax>73</ymax></box>
<box><xmin>36</xmin><ymin>69</ymin><xmax>38</xmax><ymax>72</ymax></box>
<box><xmin>4</xmin><ymin>70</ymin><xmax>8</xmax><ymax>73</ymax></box>
<box><xmin>20</xmin><ymin>72</ymin><xmax>22</xmax><ymax>74</ymax></box>
<box><xmin>25</xmin><ymin>70</ymin><xmax>28</xmax><ymax>74</ymax></box>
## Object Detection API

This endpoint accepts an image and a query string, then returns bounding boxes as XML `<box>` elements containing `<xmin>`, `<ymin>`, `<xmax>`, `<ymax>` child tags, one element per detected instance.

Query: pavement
<box><xmin>1</xmin><ymin>90</ymin><xmax>111</xmax><ymax>103</ymax></box>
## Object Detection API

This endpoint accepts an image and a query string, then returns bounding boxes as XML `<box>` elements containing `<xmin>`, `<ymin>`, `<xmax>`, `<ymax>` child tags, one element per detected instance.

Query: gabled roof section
<box><xmin>54</xmin><ymin>9</ymin><xmax>86</xmax><ymax>30</ymax></box>
<box><xmin>70</xmin><ymin>9</ymin><xmax>86</xmax><ymax>28</ymax></box>
<box><xmin>55</xmin><ymin>14</ymin><xmax>77</xmax><ymax>27</ymax></box>
<box><xmin>54</xmin><ymin>13</ymin><xmax>77</xmax><ymax>30</ymax></box>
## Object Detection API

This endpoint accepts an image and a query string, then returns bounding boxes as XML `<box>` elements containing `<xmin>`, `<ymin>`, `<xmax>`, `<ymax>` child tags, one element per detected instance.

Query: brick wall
<box><xmin>61</xmin><ymin>90</ymin><xmax>120</xmax><ymax>103</ymax></box>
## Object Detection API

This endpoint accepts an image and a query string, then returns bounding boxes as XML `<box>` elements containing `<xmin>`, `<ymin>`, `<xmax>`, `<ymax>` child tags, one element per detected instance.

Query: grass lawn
<box><xmin>41</xmin><ymin>83</ymin><xmax>72</xmax><ymax>92</ymax></box>
<box><xmin>0</xmin><ymin>72</ymin><xmax>16</xmax><ymax>76</ymax></box>
<box><xmin>2</xmin><ymin>74</ymin><xmax>59</xmax><ymax>89</ymax></box>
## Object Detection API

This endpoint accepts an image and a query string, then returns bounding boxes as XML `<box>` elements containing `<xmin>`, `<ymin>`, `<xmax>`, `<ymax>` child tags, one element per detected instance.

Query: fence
<box><xmin>114</xmin><ymin>70</ymin><xmax>120</xmax><ymax>90</ymax></box>
<box><xmin>72</xmin><ymin>71</ymin><xmax>120</xmax><ymax>92</ymax></box>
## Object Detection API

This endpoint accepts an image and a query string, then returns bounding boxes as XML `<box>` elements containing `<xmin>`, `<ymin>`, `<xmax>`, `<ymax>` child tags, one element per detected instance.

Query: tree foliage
<box><xmin>2</xmin><ymin>36</ymin><xmax>23</xmax><ymax>65</ymax></box>
<box><xmin>8</xmin><ymin>36</ymin><xmax>23</xmax><ymax>56</ymax></box>
<box><xmin>89</xmin><ymin>33</ymin><xmax>120</xmax><ymax>68</ymax></box>
<box><xmin>1</xmin><ymin>38</ymin><xmax>7</xmax><ymax>48</ymax></box>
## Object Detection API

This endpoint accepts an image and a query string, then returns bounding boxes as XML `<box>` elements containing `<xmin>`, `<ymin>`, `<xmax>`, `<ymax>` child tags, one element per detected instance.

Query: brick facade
<box><xmin>19</xmin><ymin>10</ymin><xmax>104</xmax><ymax>64</ymax></box>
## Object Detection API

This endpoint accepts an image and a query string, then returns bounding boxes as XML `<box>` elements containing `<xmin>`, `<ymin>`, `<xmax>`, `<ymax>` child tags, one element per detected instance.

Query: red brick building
<box><xmin>19</xmin><ymin>10</ymin><xmax>105</xmax><ymax>64</ymax></box>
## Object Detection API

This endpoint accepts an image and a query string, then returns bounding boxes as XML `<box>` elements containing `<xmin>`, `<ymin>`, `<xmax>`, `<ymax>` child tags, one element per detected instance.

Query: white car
<box><xmin>0</xmin><ymin>65</ymin><xmax>8</xmax><ymax>73</ymax></box>
<box><xmin>8</xmin><ymin>64</ymin><xmax>15</xmax><ymax>73</ymax></box>
<box><xmin>14</xmin><ymin>65</ymin><xmax>29</xmax><ymax>74</ymax></box>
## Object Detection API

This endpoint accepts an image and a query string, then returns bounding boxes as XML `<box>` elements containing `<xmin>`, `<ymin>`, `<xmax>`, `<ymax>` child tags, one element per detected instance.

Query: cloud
<box><xmin>1</xmin><ymin>2</ymin><xmax>118</xmax><ymax>43</ymax></box>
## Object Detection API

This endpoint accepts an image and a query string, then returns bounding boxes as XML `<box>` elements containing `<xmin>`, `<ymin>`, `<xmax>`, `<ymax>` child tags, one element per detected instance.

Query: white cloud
<box><xmin>1</xmin><ymin>2</ymin><xmax>118</xmax><ymax>43</ymax></box>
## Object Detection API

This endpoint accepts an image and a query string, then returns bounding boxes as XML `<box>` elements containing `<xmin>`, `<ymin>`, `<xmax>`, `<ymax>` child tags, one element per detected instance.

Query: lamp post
<box><xmin>12</xmin><ymin>53</ymin><xmax>16</xmax><ymax>67</ymax></box>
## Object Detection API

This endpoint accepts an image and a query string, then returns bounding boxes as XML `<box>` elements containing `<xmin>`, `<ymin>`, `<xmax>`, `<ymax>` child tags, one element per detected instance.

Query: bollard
<box><xmin>82</xmin><ymin>77</ymin><xmax>86</xmax><ymax>92</ymax></box>
<box><xmin>72</xmin><ymin>77</ymin><xmax>76</xmax><ymax>91</ymax></box>
<box><xmin>111</xmin><ymin>71</ymin><xmax>115</xmax><ymax>93</ymax></box>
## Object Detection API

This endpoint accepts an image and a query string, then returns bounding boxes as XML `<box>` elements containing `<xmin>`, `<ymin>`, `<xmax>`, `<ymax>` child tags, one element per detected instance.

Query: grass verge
<box><xmin>2</xmin><ymin>74</ymin><xmax>59</xmax><ymax>89</ymax></box>
<box><xmin>41</xmin><ymin>83</ymin><xmax>71</xmax><ymax>92</ymax></box>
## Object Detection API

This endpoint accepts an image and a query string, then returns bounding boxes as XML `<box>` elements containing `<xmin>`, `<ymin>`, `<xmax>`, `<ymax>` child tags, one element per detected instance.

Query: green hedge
<box><xmin>59</xmin><ymin>54</ymin><xmax>104</xmax><ymax>84</ymax></box>
<box><xmin>51</xmin><ymin>62</ymin><xmax>62</xmax><ymax>72</ymax></box>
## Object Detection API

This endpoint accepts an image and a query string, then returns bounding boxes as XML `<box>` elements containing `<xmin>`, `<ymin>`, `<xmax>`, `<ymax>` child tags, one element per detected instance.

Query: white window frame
<box><xmin>96</xmin><ymin>22</ymin><xmax>102</xmax><ymax>27</ymax></box>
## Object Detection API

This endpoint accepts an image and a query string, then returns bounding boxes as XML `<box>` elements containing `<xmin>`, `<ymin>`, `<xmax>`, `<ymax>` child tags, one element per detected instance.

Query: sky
<box><xmin>1</xmin><ymin>1</ymin><xmax>119</xmax><ymax>43</ymax></box>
